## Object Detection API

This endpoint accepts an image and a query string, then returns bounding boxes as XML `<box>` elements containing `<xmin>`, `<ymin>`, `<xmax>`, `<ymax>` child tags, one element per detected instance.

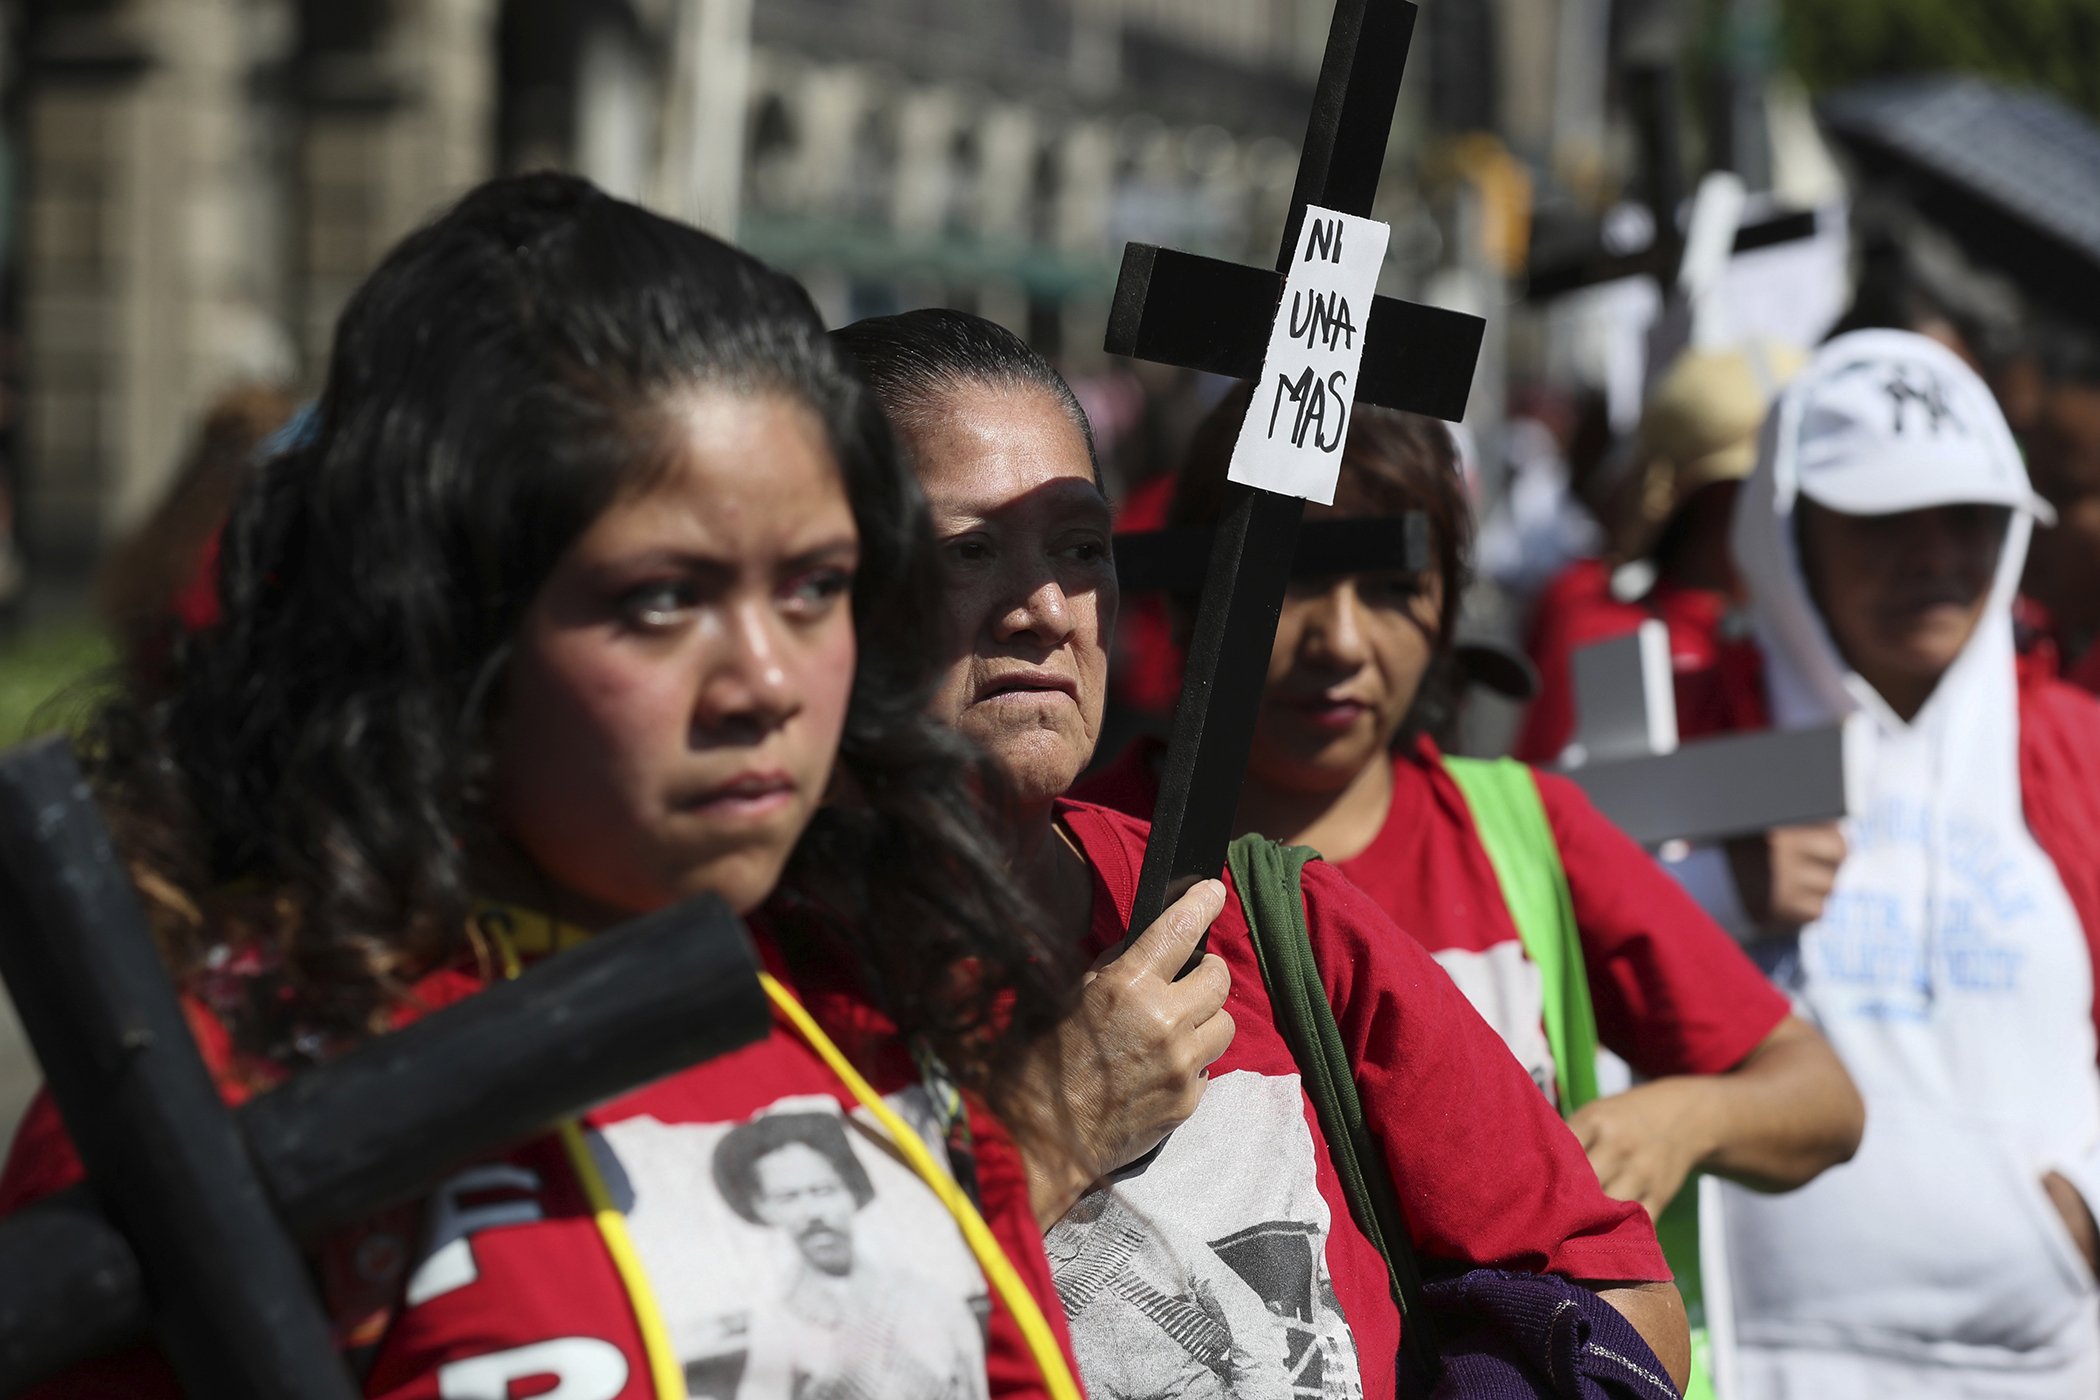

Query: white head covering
<box><xmin>1716</xmin><ymin>330</ymin><xmax>2100</xmax><ymax>1379</ymax></box>
<box><xmin>1731</xmin><ymin>328</ymin><xmax>2048</xmax><ymax>737</ymax></box>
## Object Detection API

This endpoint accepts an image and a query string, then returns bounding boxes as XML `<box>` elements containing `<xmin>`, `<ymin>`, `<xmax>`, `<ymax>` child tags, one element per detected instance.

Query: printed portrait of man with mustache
<box><xmin>711</xmin><ymin>1110</ymin><xmax>988</xmax><ymax>1400</ymax></box>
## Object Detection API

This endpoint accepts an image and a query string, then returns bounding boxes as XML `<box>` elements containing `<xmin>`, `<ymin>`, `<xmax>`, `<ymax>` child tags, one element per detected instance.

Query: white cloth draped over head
<box><xmin>1717</xmin><ymin>329</ymin><xmax>2100</xmax><ymax>1392</ymax></box>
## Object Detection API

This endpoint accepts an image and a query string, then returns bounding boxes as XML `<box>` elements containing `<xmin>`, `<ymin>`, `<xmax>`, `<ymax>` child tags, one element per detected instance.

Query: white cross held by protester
<box><xmin>1556</xmin><ymin>618</ymin><xmax>1853</xmax><ymax>848</ymax></box>
<box><xmin>1228</xmin><ymin>206</ymin><xmax>1392</xmax><ymax>506</ymax></box>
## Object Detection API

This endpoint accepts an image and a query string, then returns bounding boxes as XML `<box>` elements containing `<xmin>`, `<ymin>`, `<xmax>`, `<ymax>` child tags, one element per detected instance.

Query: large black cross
<box><xmin>1105</xmin><ymin>0</ymin><xmax>1484</xmax><ymax>944</ymax></box>
<box><xmin>0</xmin><ymin>737</ymin><xmax>772</xmax><ymax>1395</ymax></box>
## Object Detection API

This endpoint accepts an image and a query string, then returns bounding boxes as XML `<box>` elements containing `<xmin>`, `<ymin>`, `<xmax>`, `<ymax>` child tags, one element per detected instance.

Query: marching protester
<box><xmin>1515</xmin><ymin>344</ymin><xmax>1804</xmax><ymax>763</ymax></box>
<box><xmin>837</xmin><ymin>307</ymin><xmax>1693</xmax><ymax>1400</ymax></box>
<box><xmin>1079</xmin><ymin>384</ymin><xmax>1859</xmax><ymax>1400</ymax></box>
<box><xmin>1080</xmin><ymin>383</ymin><xmax>1861</xmax><ymax>1226</ymax></box>
<box><xmin>1681</xmin><ymin>329</ymin><xmax>2100</xmax><ymax>1397</ymax></box>
<box><xmin>0</xmin><ymin>173</ymin><xmax>1117</xmax><ymax>1400</ymax></box>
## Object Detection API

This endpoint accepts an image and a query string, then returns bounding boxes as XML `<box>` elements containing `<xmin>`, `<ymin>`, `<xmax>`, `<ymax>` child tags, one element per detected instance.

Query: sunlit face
<box><xmin>1248</xmin><ymin>477</ymin><xmax>1444</xmax><ymax>794</ymax></box>
<box><xmin>487</xmin><ymin>390</ymin><xmax>859</xmax><ymax>920</ymax></box>
<box><xmin>1798</xmin><ymin>499</ymin><xmax>2007</xmax><ymax>714</ymax></box>
<box><xmin>910</xmin><ymin>384</ymin><xmax>1116</xmax><ymax>807</ymax></box>
<box><xmin>751</xmin><ymin>1143</ymin><xmax>857</xmax><ymax>1276</ymax></box>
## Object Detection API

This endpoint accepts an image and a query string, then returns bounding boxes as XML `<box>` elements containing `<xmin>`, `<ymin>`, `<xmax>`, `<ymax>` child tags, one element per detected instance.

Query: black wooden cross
<box><xmin>1105</xmin><ymin>0</ymin><xmax>1484</xmax><ymax>944</ymax></box>
<box><xmin>1113</xmin><ymin>516</ymin><xmax>1430</xmax><ymax>594</ymax></box>
<box><xmin>1522</xmin><ymin>58</ymin><xmax>1820</xmax><ymax>306</ymax></box>
<box><xmin>0</xmin><ymin>737</ymin><xmax>772</xmax><ymax>1395</ymax></box>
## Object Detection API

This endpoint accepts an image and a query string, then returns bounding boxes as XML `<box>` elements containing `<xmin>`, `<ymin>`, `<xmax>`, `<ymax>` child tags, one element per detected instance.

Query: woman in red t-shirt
<box><xmin>1079</xmin><ymin>387</ymin><xmax>1863</xmax><ymax>1230</ymax></box>
<box><xmin>0</xmin><ymin>175</ymin><xmax>1089</xmax><ymax>1400</ymax></box>
<box><xmin>1514</xmin><ymin>345</ymin><xmax>1804</xmax><ymax>764</ymax></box>
<box><xmin>837</xmin><ymin>309</ymin><xmax>1694</xmax><ymax>1400</ymax></box>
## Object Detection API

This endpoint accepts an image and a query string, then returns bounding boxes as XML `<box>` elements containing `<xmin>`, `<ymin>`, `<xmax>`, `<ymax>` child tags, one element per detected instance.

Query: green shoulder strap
<box><xmin>1443</xmin><ymin>757</ymin><xmax>1717</xmax><ymax>1400</ymax></box>
<box><xmin>1441</xmin><ymin>756</ymin><xmax>1601</xmax><ymax>1113</ymax></box>
<box><xmin>1227</xmin><ymin>832</ymin><xmax>1438</xmax><ymax>1387</ymax></box>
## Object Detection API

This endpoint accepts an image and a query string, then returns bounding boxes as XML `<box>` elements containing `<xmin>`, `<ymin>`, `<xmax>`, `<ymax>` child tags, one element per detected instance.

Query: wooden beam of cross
<box><xmin>1113</xmin><ymin>515</ymin><xmax>1431</xmax><ymax>594</ymax></box>
<box><xmin>1523</xmin><ymin>205</ymin><xmax>1820</xmax><ymax>304</ymax></box>
<box><xmin>1107</xmin><ymin>0</ymin><xmax>1484</xmax><ymax>948</ymax></box>
<box><xmin>1554</xmin><ymin>621</ymin><xmax>1850</xmax><ymax>847</ymax></box>
<box><xmin>0</xmin><ymin>736</ymin><xmax>771</xmax><ymax>1394</ymax></box>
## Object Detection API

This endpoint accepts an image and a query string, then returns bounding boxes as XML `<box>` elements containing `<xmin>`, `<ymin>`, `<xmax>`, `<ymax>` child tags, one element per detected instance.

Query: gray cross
<box><xmin>1554</xmin><ymin>621</ymin><xmax>1850</xmax><ymax>847</ymax></box>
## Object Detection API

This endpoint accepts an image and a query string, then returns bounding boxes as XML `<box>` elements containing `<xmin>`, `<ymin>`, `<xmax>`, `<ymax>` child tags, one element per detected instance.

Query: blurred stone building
<box><xmin>5</xmin><ymin>0</ymin><xmax>1668</xmax><ymax>581</ymax></box>
<box><xmin>6</xmin><ymin>0</ymin><xmax>1362</xmax><ymax>580</ymax></box>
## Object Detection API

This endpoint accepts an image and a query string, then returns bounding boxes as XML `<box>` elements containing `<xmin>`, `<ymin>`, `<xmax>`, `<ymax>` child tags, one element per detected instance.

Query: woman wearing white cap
<box><xmin>1685</xmin><ymin>328</ymin><xmax>2100</xmax><ymax>1395</ymax></box>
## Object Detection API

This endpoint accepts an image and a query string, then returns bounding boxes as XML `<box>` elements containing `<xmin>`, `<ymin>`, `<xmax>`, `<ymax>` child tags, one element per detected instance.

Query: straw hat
<box><xmin>1613</xmin><ymin>341</ymin><xmax>1807</xmax><ymax>562</ymax></box>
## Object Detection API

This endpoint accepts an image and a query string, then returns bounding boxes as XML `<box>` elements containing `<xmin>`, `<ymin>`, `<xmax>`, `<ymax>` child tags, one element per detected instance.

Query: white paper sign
<box><xmin>1226</xmin><ymin>204</ymin><xmax>1392</xmax><ymax>505</ymax></box>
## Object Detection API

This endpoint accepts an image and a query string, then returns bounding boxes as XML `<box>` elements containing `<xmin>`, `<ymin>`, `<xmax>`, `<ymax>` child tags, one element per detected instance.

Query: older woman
<box><xmin>837</xmin><ymin>308</ymin><xmax>1690</xmax><ymax>1400</ymax></box>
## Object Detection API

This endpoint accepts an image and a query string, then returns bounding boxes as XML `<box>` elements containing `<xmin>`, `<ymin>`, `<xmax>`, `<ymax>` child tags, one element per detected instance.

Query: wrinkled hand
<box><xmin>1006</xmin><ymin>880</ymin><xmax>1235</xmax><ymax>1227</ymax></box>
<box><xmin>1568</xmin><ymin>1079</ymin><xmax>1717</xmax><ymax>1222</ymax></box>
<box><xmin>1728</xmin><ymin>822</ymin><xmax>1847</xmax><ymax>933</ymax></box>
<box><xmin>2044</xmin><ymin>1171</ymin><xmax>2100</xmax><ymax>1280</ymax></box>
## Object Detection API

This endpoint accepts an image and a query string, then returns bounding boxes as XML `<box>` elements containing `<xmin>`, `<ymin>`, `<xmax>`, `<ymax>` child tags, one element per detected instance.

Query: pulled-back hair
<box><xmin>1171</xmin><ymin>385</ymin><xmax>1472</xmax><ymax>738</ymax></box>
<box><xmin>832</xmin><ymin>308</ymin><xmax>1101</xmax><ymax>487</ymax></box>
<box><xmin>84</xmin><ymin>173</ymin><xmax>1067</xmax><ymax>1074</ymax></box>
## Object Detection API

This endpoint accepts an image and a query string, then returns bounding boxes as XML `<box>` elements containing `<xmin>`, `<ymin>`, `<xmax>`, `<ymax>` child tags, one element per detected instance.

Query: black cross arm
<box><xmin>1105</xmin><ymin>244</ymin><xmax>1483</xmax><ymax>423</ymax></box>
<box><xmin>1113</xmin><ymin>516</ymin><xmax>1431</xmax><ymax>594</ymax></box>
<box><xmin>0</xmin><ymin>894</ymin><xmax>767</xmax><ymax>1389</ymax></box>
<box><xmin>0</xmin><ymin>738</ymin><xmax>358</xmax><ymax>1399</ymax></box>
<box><xmin>0</xmin><ymin>736</ymin><xmax>771</xmax><ymax>1392</ymax></box>
<box><xmin>1523</xmin><ymin>206</ymin><xmax>1820</xmax><ymax>303</ymax></box>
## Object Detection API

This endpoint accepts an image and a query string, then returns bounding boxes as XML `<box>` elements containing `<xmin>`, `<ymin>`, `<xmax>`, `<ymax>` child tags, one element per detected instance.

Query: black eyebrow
<box><xmin>608</xmin><ymin>535</ymin><xmax>859</xmax><ymax>576</ymax></box>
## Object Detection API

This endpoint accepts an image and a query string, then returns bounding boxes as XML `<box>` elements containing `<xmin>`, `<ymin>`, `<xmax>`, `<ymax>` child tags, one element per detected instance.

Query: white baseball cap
<box><xmin>1790</xmin><ymin>334</ymin><xmax>2056</xmax><ymax>525</ymax></box>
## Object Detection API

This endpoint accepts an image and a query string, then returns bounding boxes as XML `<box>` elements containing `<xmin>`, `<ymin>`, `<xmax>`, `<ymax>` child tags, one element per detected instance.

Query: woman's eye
<box><xmin>945</xmin><ymin>537</ymin><xmax>992</xmax><ymax>565</ymax></box>
<box><xmin>1067</xmin><ymin>538</ymin><xmax>1110</xmax><ymax>565</ymax></box>
<box><xmin>783</xmin><ymin>567</ymin><xmax>854</xmax><ymax>613</ymax></box>
<box><xmin>620</xmin><ymin>581</ymin><xmax>696</xmax><ymax>629</ymax></box>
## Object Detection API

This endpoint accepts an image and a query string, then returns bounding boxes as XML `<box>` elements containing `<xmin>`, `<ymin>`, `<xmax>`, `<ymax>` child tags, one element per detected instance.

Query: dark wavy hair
<box><xmin>1171</xmin><ymin>386</ymin><xmax>1473</xmax><ymax>742</ymax></box>
<box><xmin>82</xmin><ymin>173</ymin><xmax>1068</xmax><ymax>1075</ymax></box>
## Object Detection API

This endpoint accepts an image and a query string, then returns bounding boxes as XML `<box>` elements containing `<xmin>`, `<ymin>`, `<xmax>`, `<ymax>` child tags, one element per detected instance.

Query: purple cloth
<box><xmin>1409</xmin><ymin>1269</ymin><xmax>1683</xmax><ymax>1400</ymax></box>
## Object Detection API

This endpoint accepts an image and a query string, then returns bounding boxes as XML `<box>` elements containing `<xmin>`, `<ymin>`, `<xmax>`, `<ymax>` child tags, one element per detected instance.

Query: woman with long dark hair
<box><xmin>840</xmin><ymin>309</ymin><xmax>1696</xmax><ymax>1400</ymax></box>
<box><xmin>0</xmin><ymin>175</ymin><xmax>1082</xmax><ymax>1400</ymax></box>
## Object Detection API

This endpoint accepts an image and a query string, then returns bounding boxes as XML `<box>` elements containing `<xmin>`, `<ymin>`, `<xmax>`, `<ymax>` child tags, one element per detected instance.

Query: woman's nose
<box><xmin>995</xmin><ymin>574</ymin><xmax>1075</xmax><ymax>647</ymax></box>
<box><xmin>696</xmin><ymin>605</ymin><xmax>798</xmax><ymax>732</ymax></box>
<box><xmin>1302</xmin><ymin>583</ymin><xmax>1371</xmax><ymax>667</ymax></box>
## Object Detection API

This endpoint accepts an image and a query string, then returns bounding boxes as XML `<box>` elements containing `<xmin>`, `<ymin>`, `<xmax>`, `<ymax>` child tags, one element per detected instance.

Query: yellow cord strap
<box><xmin>489</xmin><ymin>930</ymin><xmax>690</xmax><ymax>1400</ymax></box>
<box><xmin>759</xmin><ymin>972</ymin><xmax>1085</xmax><ymax>1400</ymax></box>
<box><xmin>555</xmin><ymin>1121</ymin><xmax>691</xmax><ymax>1400</ymax></box>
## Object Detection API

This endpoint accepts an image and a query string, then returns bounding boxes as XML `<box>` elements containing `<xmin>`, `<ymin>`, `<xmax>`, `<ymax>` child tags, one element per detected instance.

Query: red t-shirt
<box><xmin>0</xmin><ymin>922</ymin><xmax>1078</xmax><ymax>1400</ymax></box>
<box><xmin>1513</xmin><ymin>559</ymin><xmax>1732</xmax><ymax>765</ymax></box>
<box><xmin>1049</xmin><ymin>799</ymin><xmax>1666</xmax><ymax>1400</ymax></box>
<box><xmin>1076</xmin><ymin>739</ymin><xmax>1791</xmax><ymax>1104</ymax></box>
